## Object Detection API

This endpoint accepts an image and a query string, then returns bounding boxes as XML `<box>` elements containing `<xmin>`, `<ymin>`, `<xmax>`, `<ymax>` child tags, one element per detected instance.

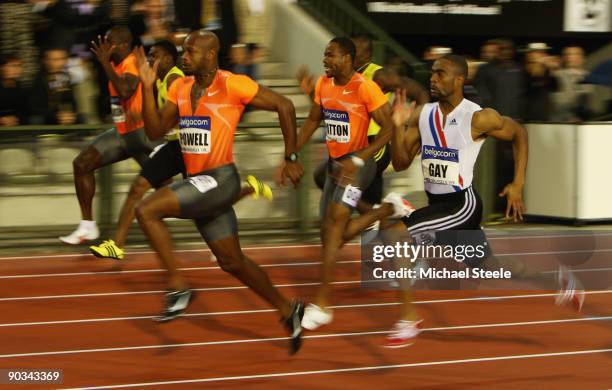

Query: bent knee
<box><xmin>129</xmin><ymin>176</ymin><xmax>152</xmax><ymax>198</ymax></box>
<box><xmin>216</xmin><ymin>254</ymin><xmax>245</xmax><ymax>274</ymax></box>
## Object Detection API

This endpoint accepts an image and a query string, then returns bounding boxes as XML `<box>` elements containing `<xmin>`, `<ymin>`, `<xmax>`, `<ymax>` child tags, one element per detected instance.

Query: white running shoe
<box><xmin>383</xmin><ymin>193</ymin><xmax>415</xmax><ymax>218</ymax></box>
<box><xmin>59</xmin><ymin>221</ymin><xmax>99</xmax><ymax>245</ymax></box>
<box><xmin>301</xmin><ymin>304</ymin><xmax>333</xmax><ymax>330</ymax></box>
<box><xmin>556</xmin><ymin>266</ymin><xmax>585</xmax><ymax>311</ymax></box>
<box><xmin>385</xmin><ymin>319</ymin><xmax>423</xmax><ymax>348</ymax></box>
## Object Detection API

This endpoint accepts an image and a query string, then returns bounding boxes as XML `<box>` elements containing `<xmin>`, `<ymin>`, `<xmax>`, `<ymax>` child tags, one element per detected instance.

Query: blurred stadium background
<box><xmin>0</xmin><ymin>0</ymin><xmax>611</xmax><ymax>254</ymax></box>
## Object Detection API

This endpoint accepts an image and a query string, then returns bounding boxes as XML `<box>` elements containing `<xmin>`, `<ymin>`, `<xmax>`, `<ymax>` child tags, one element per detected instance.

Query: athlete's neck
<box><xmin>334</xmin><ymin>70</ymin><xmax>355</xmax><ymax>86</ymax></box>
<box><xmin>195</xmin><ymin>66</ymin><xmax>218</xmax><ymax>89</ymax></box>
<box><xmin>438</xmin><ymin>94</ymin><xmax>464</xmax><ymax>116</ymax></box>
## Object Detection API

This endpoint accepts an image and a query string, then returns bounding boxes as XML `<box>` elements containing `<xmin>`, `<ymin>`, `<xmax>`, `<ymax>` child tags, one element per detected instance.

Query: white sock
<box><xmin>80</xmin><ymin>220</ymin><xmax>97</xmax><ymax>230</ymax></box>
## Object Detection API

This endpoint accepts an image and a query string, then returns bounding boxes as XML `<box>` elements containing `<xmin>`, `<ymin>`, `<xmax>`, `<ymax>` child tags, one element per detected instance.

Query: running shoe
<box><xmin>385</xmin><ymin>319</ymin><xmax>424</xmax><ymax>348</ymax></box>
<box><xmin>246</xmin><ymin>175</ymin><xmax>273</xmax><ymax>200</ymax></box>
<box><xmin>556</xmin><ymin>266</ymin><xmax>585</xmax><ymax>311</ymax></box>
<box><xmin>284</xmin><ymin>300</ymin><xmax>305</xmax><ymax>355</ymax></box>
<box><xmin>383</xmin><ymin>193</ymin><xmax>415</xmax><ymax>218</ymax></box>
<box><xmin>301</xmin><ymin>303</ymin><xmax>333</xmax><ymax>330</ymax></box>
<box><xmin>89</xmin><ymin>239</ymin><xmax>124</xmax><ymax>260</ymax></box>
<box><xmin>59</xmin><ymin>221</ymin><xmax>99</xmax><ymax>245</ymax></box>
<box><xmin>154</xmin><ymin>289</ymin><xmax>194</xmax><ymax>322</ymax></box>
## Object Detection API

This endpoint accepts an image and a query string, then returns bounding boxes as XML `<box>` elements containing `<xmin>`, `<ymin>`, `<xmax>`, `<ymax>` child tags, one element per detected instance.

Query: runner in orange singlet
<box><xmin>60</xmin><ymin>26</ymin><xmax>153</xmax><ymax>245</ymax></box>
<box><xmin>133</xmin><ymin>31</ymin><xmax>305</xmax><ymax>354</ymax></box>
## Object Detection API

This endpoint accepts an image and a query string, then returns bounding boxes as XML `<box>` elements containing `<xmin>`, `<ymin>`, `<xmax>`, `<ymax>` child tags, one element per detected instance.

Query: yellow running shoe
<box><xmin>89</xmin><ymin>239</ymin><xmax>124</xmax><ymax>260</ymax></box>
<box><xmin>246</xmin><ymin>175</ymin><xmax>273</xmax><ymax>201</ymax></box>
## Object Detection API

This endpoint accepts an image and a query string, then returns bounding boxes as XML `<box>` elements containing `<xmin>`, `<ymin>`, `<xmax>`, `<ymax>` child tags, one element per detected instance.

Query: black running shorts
<box><xmin>140</xmin><ymin>140</ymin><xmax>186</xmax><ymax>189</ymax></box>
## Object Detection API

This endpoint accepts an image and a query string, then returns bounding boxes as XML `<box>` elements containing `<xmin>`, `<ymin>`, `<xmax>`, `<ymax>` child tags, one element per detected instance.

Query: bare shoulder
<box><xmin>472</xmin><ymin>107</ymin><xmax>503</xmax><ymax>134</ymax></box>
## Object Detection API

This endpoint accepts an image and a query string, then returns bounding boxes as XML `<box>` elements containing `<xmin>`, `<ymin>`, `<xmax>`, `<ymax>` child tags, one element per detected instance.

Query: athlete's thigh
<box><xmin>90</xmin><ymin>128</ymin><xmax>130</xmax><ymax>167</ymax></box>
<box><xmin>138</xmin><ymin>186</ymin><xmax>181</xmax><ymax>218</ymax></box>
<box><xmin>122</xmin><ymin>128</ymin><xmax>154</xmax><ymax>168</ymax></box>
<box><xmin>194</xmin><ymin>208</ymin><xmax>239</xmax><ymax>244</ymax></box>
<box><xmin>171</xmin><ymin>164</ymin><xmax>241</xmax><ymax>220</ymax></box>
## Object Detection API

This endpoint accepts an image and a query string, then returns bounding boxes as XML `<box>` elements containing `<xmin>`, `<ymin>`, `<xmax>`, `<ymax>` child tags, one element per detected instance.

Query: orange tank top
<box><xmin>108</xmin><ymin>53</ymin><xmax>144</xmax><ymax>134</ymax></box>
<box><xmin>314</xmin><ymin>72</ymin><xmax>388</xmax><ymax>158</ymax></box>
<box><xmin>167</xmin><ymin>70</ymin><xmax>259</xmax><ymax>175</ymax></box>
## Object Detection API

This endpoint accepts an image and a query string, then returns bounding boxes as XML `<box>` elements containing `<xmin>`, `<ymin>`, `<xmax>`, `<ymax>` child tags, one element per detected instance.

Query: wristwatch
<box><xmin>284</xmin><ymin>152</ymin><xmax>298</xmax><ymax>163</ymax></box>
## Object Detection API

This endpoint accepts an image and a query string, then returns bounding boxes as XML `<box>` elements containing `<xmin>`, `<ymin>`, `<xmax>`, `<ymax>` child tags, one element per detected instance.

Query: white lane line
<box><xmin>60</xmin><ymin>347</ymin><xmax>612</xmax><ymax>389</ymax></box>
<box><xmin>1</xmin><ymin>273</ymin><xmax>611</xmax><ymax>302</ymax></box>
<box><xmin>1</xmin><ymin>291</ymin><xmax>610</xmax><ymax>328</ymax></box>
<box><xmin>2</xmin><ymin>246</ymin><xmax>612</xmax><ymax>279</ymax></box>
<box><xmin>3</xmin><ymin>231</ymin><xmax>612</xmax><ymax>261</ymax></box>
<box><xmin>0</xmin><ymin>243</ymin><xmax>359</xmax><ymax>261</ymax></box>
<box><xmin>2</xmin><ymin>316</ymin><xmax>610</xmax><ymax>360</ymax></box>
<box><xmin>0</xmin><ymin>260</ymin><xmax>362</xmax><ymax>280</ymax></box>
<box><xmin>0</xmin><ymin>281</ymin><xmax>359</xmax><ymax>302</ymax></box>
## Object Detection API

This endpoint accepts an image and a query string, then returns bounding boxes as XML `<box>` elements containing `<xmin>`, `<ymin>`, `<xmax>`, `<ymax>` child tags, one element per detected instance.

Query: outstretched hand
<box><xmin>90</xmin><ymin>35</ymin><xmax>115</xmax><ymax>65</ymax></box>
<box><xmin>499</xmin><ymin>182</ymin><xmax>526</xmax><ymax>222</ymax></box>
<box><xmin>133</xmin><ymin>46</ymin><xmax>158</xmax><ymax>88</ymax></box>
<box><xmin>296</xmin><ymin>66</ymin><xmax>315</xmax><ymax>97</ymax></box>
<box><xmin>391</xmin><ymin>89</ymin><xmax>417</xmax><ymax>128</ymax></box>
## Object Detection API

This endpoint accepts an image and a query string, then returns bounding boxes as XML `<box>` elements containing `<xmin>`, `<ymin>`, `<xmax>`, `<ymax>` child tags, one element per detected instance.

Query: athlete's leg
<box><xmin>314</xmin><ymin>201</ymin><xmax>353</xmax><ymax>308</ymax></box>
<box><xmin>208</xmin><ymin>234</ymin><xmax>292</xmax><ymax>317</ymax></box>
<box><xmin>135</xmin><ymin>187</ymin><xmax>187</xmax><ymax>291</ymax></box>
<box><xmin>114</xmin><ymin>175</ymin><xmax>153</xmax><ymax>247</ymax></box>
<box><xmin>72</xmin><ymin>145</ymin><xmax>104</xmax><ymax>221</ymax></box>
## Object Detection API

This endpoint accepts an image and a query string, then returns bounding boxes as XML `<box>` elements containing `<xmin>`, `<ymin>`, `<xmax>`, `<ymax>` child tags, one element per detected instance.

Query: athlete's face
<box><xmin>430</xmin><ymin>59</ymin><xmax>463</xmax><ymax>99</ymax></box>
<box><xmin>181</xmin><ymin>35</ymin><xmax>213</xmax><ymax>76</ymax></box>
<box><xmin>352</xmin><ymin>39</ymin><xmax>371</xmax><ymax>69</ymax></box>
<box><xmin>148</xmin><ymin>46</ymin><xmax>169</xmax><ymax>78</ymax></box>
<box><xmin>105</xmin><ymin>31</ymin><xmax>127</xmax><ymax>63</ymax></box>
<box><xmin>323</xmin><ymin>42</ymin><xmax>350</xmax><ymax>78</ymax></box>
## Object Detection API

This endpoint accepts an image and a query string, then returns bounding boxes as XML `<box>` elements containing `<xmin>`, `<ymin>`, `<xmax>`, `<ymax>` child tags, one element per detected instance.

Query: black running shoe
<box><xmin>154</xmin><ymin>289</ymin><xmax>193</xmax><ymax>323</ymax></box>
<box><xmin>283</xmin><ymin>300</ymin><xmax>305</xmax><ymax>355</ymax></box>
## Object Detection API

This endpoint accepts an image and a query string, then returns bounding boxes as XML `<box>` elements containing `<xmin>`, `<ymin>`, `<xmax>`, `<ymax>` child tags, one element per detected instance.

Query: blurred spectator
<box><xmin>29</xmin><ymin>47</ymin><xmax>80</xmax><ymax>125</ymax></box>
<box><xmin>0</xmin><ymin>55</ymin><xmax>28</xmax><ymax>126</ymax></box>
<box><xmin>474</xmin><ymin>39</ymin><xmax>524</xmax><ymax>121</ymax></box>
<box><xmin>0</xmin><ymin>1</ymin><xmax>39</xmax><ymax>85</ymax></box>
<box><xmin>480</xmin><ymin>39</ymin><xmax>500</xmax><ymax>62</ymax></box>
<box><xmin>523</xmin><ymin>42</ymin><xmax>559</xmax><ymax>121</ymax></box>
<box><xmin>552</xmin><ymin>46</ymin><xmax>593</xmax><ymax>122</ymax></box>
<box><xmin>201</xmin><ymin>0</ymin><xmax>238</xmax><ymax>69</ymax></box>
<box><xmin>233</xmin><ymin>0</ymin><xmax>269</xmax><ymax>80</ymax></box>
<box><xmin>464</xmin><ymin>57</ymin><xmax>483</xmax><ymax>105</ymax></box>
<box><xmin>129</xmin><ymin>0</ymin><xmax>174</xmax><ymax>47</ymax></box>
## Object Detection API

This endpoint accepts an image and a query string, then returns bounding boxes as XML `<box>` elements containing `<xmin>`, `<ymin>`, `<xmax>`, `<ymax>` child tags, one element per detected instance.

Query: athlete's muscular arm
<box><xmin>357</xmin><ymin>102</ymin><xmax>394</xmax><ymax>161</ymax></box>
<box><xmin>390</xmin><ymin>90</ymin><xmax>422</xmax><ymax>171</ymax></box>
<box><xmin>249</xmin><ymin>85</ymin><xmax>304</xmax><ymax>186</ymax></box>
<box><xmin>296</xmin><ymin>102</ymin><xmax>323</xmax><ymax>151</ymax></box>
<box><xmin>91</xmin><ymin>36</ymin><xmax>138</xmax><ymax>100</ymax></box>
<box><xmin>373</xmin><ymin>69</ymin><xmax>429</xmax><ymax>105</ymax></box>
<box><xmin>135</xmin><ymin>47</ymin><xmax>178</xmax><ymax>140</ymax></box>
<box><xmin>473</xmin><ymin>108</ymin><xmax>528</xmax><ymax>221</ymax></box>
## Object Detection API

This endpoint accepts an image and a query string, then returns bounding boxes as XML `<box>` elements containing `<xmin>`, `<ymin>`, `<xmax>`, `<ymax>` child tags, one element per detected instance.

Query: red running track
<box><xmin>0</xmin><ymin>235</ymin><xmax>610</xmax><ymax>389</ymax></box>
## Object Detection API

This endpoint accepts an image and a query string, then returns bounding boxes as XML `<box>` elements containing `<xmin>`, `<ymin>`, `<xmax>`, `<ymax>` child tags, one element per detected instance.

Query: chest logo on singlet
<box><xmin>323</xmin><ymin>109</ymin><xmax>350</xmax><ymax>143</ymax></box>
<box><xmin>179</xmin><ymin>116</ymin><xmax>211</xmax><ymax>154</ymax></box>
<box><xmin>421</xmin><ymin>145</ymin><xmax>460</xmax><ymax>186</ymax></box>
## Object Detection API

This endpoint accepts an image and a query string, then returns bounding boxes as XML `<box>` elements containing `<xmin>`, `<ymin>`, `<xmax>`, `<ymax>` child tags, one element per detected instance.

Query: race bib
<box><xmin>179</xmin><ymin>116</ymin><xmax>212</xmax><ymax>154</ymax></box>
<box><xmin>188</xmin><ymin>175</ymin><xmax>218</xmax><ymax>193</ymax></box>
<box><xmin>323</xmin><ymin>109</ymin><xmax>350</xmax><ymax>143</ymax></box>
<box><xmin>341</xmin><ymin>184</ymin><xmax>362</xmax><ymax>207</ymax></box>
<box><xmin>421</xmin><ymin>145</ymin><xmax>460</xmax><ymax>186</ymax></box>
<box><xmin>110</xmin><ymin>96</ymin><xmax>126</xmax><ymax>124</ymax></box>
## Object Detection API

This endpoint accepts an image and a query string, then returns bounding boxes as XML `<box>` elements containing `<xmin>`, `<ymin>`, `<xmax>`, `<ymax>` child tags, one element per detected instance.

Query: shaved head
<box><xmin>181</xmin><ymin>30</ymin><xmax>221</xmax><ymax>76</ymax></box>
<box><xmin>187</xmin><ymin>30</ymin><xmax>220</xmax><ymax>54</ymax></box>
<box><xmin>107</xmin><ymin>26</ymin><xmax>133</xmax><ymax>46</ymax></box>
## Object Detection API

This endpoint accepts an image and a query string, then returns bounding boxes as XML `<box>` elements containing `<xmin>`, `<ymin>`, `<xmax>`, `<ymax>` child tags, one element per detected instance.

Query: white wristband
<box><xmin>351</xmin><ymin>155</ymin><xmax>365</xmax><ymax>167</ymax></box>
